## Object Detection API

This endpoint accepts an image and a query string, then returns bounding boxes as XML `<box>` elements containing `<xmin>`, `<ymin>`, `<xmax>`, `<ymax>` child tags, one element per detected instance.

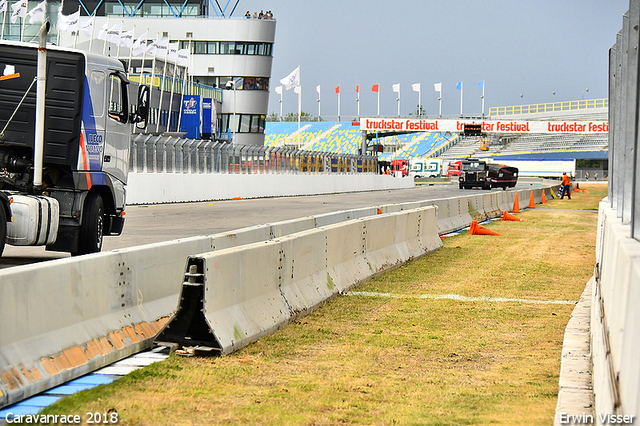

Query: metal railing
<box><xmin>130</xmin><ymin>134</ymin><xmax>378</xmax><ymax>175</ymax></box>
<box><xmin>489</xmin><ymin>99</ymin><xmax>608</xmax><ymax>117</ymax></box>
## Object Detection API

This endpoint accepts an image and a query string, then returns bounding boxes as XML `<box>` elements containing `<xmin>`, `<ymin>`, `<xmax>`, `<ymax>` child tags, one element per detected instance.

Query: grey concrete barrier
<box><xmin>0</xmin><ymin>184</ymin><xmax>560</xmax><ymax>408</ymax></box>
<box><xmin>155</xmin><ymin>206</ymin><xmax>443</xmax><ymax>355</ymax></box>
<box><xmin>592</xmin><ymin>204</ymin><xmax>640</xmax><ymax>418</ymax></box>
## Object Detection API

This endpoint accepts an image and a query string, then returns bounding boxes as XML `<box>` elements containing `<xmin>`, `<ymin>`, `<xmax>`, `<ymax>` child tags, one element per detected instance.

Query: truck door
<box><xmin>102</xmin><ymin>72</ymin><xmax>130</xmax><ymax>183</ymax></box>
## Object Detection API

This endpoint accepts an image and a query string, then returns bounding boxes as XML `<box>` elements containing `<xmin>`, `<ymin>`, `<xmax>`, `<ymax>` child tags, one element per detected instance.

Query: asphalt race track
<box><xmin>0</xmin><ymin>181</ymin><xmax>529</xmax><ymax>269</ymax></box>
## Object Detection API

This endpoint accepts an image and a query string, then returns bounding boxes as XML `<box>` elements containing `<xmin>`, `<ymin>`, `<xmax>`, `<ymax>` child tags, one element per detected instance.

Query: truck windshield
<box><xmin>462</xmin><ymin>162</ymin><xmax>484</xmax><ymax>171</ymax></box>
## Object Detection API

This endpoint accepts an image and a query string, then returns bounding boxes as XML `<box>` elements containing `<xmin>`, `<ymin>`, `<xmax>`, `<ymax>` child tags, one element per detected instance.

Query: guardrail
<box><xmin>489</xmin><ymin>99</ymin><xmax>607</xmax><ymax>117</ymax></box>
<box><xmin>129</xmin><ymin>134</ymin><xmax>377</xmax><ymax>175</ymax></box>
<box><xmin>0</xmin><ymin>186</ymin><xmax>557</xmax><ymax>409</ymax></box>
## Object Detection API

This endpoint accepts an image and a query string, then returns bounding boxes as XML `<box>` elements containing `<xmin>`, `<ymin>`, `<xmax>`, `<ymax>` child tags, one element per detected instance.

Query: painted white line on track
<box><xmin>346</xmin><ymin>291</ymin><xmax>577</xmax><ymax>305</ymax></box>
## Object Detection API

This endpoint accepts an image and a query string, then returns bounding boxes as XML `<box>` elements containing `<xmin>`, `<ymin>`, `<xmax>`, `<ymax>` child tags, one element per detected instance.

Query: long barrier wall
<box><xmin>0</xmin><ymin>186</ymin><xmax>556</xmax><ymax>409</ymax></box>
<box><xmin>588</xmin><ymin>3</ymin><xmax>640</xmax><ymax>422</ymax></box>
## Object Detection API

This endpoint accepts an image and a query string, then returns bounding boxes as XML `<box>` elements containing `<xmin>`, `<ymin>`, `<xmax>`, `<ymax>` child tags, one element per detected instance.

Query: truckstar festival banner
<box><xmin>360</xmin><ymin>118</ymin><xmax>609</xmax><ymax>134</ymax></box>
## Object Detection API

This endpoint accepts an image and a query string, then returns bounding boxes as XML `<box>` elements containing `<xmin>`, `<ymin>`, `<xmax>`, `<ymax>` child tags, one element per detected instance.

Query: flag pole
<box><xmin>89</xmin><ymin>14</ymin><xmax>96</xmax><ymax>51</ymax></box>
<box><xmin>167</xmin><ymin>49</ymin><xmax>178</xmax><ymax>132</ymax></box>
<box><xmin>116</xmin><ymin>19</ymin><xmax>123</xmax><ymax>59</ymax></box>
<box><xmin>177</xmin><ymin>38</ymin><xmax>191</xmax><ymax>132</ymax></box>
<box><xmin>460</xmin><ymin>81</ymin><xmax>463</xmax><ymax>117</ymax></box>
<box><xmin>146</xmin><ymin>32</ymin><xmax>159</xmax><ymax>133</ymax></box>
<box><xmin>481</xmin><ymin>81</ymin><xmax>485</xmax><ymax>118</ymax></box>
<box><xmin>20</xmin><ymin>9</ymin><xmax>25</xmax><ymax>42</ymax></box>
<box><xmin>297</xmin><ymin>65</ymin><xmax>301</xmax><ymax>132</ymax></box>
<box><xmin>127</xmin><ymin>24</ymin><xmax>135</xmax><ymax>74</ymax></box>
<box><xmin>356</xmin><ymin>85</ymin><xmax>359</xmax><ymax>117</ymax></box>
<box><xmin>72</xmin><ymin>6</ymin><xmax>81</xmax><ymax>48</ymax></box>
<box><xmin>139</xmin><ymin>28</ymin><xmax>148</xmax><ymax>84</ymax></box>
<box><xmin>1</xmin><ymin>5</ymin><xmax>6</xmax><ymax>41</ymax></box>
<box><xmin>316</xmin><ymin>85</ymin><xmax>320</xmax><ymax>121</ymax></box>
<box><xmin>156</xmin><ymin>38</ymin><xmax>169</xmax><ymax>133</ymax></box>
<box><xmin>102</xmin><ymin>16</ymin><xmax>110</xmax><ymax>55</ymax></box>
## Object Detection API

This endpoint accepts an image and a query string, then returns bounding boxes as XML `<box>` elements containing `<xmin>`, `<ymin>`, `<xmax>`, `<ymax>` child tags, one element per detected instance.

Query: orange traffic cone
<box><xmin>541</xmin><ymin>191</ymin><xmax>548</xmax><ymax>204</ymax></box>
<box><xmin>528</xmin><ymin>191</ymin><xmax>536</xmax><ymax>209</ymax></box>
<box><xmin>502</xmin><ymin>210</ymin><xmax>525</xmax><ymax>222</ymax></box>
<box><xmin>512</xmin><ymin>193</ymin><xmax>521</xmax><ymax>213</ymax></box>
<box><xmin>582</xmin><ymin>189</ymin><xmax>589</xmax><ymax>193</ymax></box>
<box><xmin>574</xmin><ymin>185</ymin><xmax>581</xmax><ymax>193</ymax></box>
<box><xmin>469</xmin><ymin>220</ymin><xmax>503</xmax><ymax>236</ymax></box>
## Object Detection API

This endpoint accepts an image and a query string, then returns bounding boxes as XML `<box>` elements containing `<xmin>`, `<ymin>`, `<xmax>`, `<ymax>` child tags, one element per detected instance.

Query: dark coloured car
<box><xmin>459</xmin><ymin>159</ymin><xmax>518</xmax><ymax>190</ymax></box>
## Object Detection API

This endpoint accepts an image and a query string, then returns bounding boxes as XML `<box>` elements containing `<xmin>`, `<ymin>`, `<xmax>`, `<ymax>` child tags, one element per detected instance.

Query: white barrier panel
<box><xmin>126</xmin><ymin>172</ymin><xmax>414</xmax><ymax>204</ymax></box>
<box><xmin>497</xmin><ymin>191</ymin><xmax>510</xmax><ymax>212</ymax></box>
<box><xmin>155</xmin><ymin>206</ymin><xmax>443</xmax><ymax>355</ymax></box>
<box><xmin>313</xmin><ymin>207</ymin><xmax>379</xmax><ymax>228</ymax></box>
<box><xmin>592</xmin><ymin>205</ymin><xmax>640</xmax><ymax>418</ymax></box>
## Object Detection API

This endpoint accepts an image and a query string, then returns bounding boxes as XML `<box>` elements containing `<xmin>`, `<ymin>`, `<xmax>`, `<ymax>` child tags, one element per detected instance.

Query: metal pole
<box><xmin>34</xmin><ymin>21</ymin><xmax>50</xmax><ymax>189</ymax></box>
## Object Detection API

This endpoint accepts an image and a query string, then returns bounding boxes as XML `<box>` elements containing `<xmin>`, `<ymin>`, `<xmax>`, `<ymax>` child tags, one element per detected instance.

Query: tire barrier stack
<box><xmin>0</xmin><ymin>185</ymin><xmax>558</xmax><ymax>409</ymax></box>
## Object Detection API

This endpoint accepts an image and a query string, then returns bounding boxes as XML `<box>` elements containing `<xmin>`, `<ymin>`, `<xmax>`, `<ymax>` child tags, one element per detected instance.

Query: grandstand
<box><xmin>265</xmin><ymin>122</ymin><xmax>459</xmax><ymax>159</ymax></box>
<box><xmin>264</xmin><ymin>99</ymin><xmax>609</xmax><ymax>175</ymax></box>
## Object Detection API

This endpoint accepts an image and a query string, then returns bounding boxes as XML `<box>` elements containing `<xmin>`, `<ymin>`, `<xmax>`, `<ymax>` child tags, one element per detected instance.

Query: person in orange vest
<box><xmin>561</xmin><ymin>172</ymin><xmax>571</xmax><ymax>200</ymax></box>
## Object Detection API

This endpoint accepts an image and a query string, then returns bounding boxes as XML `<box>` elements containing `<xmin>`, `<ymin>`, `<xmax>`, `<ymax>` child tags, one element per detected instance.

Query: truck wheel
<box><xmin>0</xmin><ymin>205</ymin><xmax>6</xmax><ymax>257</ymax></box>
<box><xmin>77</xmin><ymin>193</ymin><xmax>104</xmax><ymax>255</ymax></box>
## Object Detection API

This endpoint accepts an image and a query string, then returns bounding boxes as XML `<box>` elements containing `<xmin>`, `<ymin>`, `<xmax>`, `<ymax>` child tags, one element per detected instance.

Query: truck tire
<box><xmin>0</xmin><ymin>205</ymin><xmax>6</xmax><ymax>257</ymax></box>
<box><xmin>77</xmin><ymin>192</ymin><xmax>104</xmax><ymax>255</ymax></box>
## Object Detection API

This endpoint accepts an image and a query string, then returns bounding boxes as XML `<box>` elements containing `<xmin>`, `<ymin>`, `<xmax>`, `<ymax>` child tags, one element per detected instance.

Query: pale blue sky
<box><xmin>237</xmin><ymin>1</ymin><xmax>627</xmax><ymax>119</ymax></box>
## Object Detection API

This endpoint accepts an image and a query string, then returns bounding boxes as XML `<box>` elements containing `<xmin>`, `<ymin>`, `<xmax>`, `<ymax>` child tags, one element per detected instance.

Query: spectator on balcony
<box><xmin>244</xmin><ymin>11</ymin><xmax>251</xmax><ymax>18</ymax></box>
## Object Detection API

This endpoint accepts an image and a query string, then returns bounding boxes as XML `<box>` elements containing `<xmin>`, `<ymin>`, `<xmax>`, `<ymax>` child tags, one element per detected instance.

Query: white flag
<box><xmin>154</xmin><ymin>38</ymin><xmax>169</xmax><ymax>58</ymax></box>
<box><xmin>434</xmin><ymin>82</ymin><xmax>442</xmax><ymax>92</ymax></box>
<box><xmin>167</xmin><ymin>42</ymin><xmax>179</xmax><ymax>62</ymax></box>
<box><xmin>316</xmin><ymin>84</ymin><xmax>320</xmax><ymax>95</ymax></box>
<box><xmin>131</xmin><ymin>31</ymin><xmax>148</xmax><ymax>56</ymax></box>
<box><xmin>392</xmin><ymin>83</ymin><xmax>400</xmax><ymax>93</ymax></box>
<box><xmin>412</xmin><ymin>83</ymin><xmax>421</xmax><ymax>92</ymax></box>
<box><xmin>97</xmin><ymin>21</ymin><xmax>108</xmax><ymax>40</ymax></box>
<box><xmin>120</xmin><ymin>28</ymin><xmax>134</xmax><ymax>48</ymax></box>
<box><xmin>27</xmin><ymin>0</ymin><xmax>46</xmax><ymax>23</ymax></box>
<box><xmin>79</xmin><ymin>15</ymin><xmax>94</xmax><ymax>37</ymax></box>
<box><xmin>0</xmin><ymin>0</ymin><xmax>8</xmax><ymax>14</ymax></box>
<box><xmin>293</xmin><ymin>85</ymin><xmax>301</xmax><ymax>94</ymax></box>
<box><xmin>106</xmin><ymin>22</ymin><xmax>121</xmax><ymax>44</ymax></box>
<box><xmin>279</xmin><ymin>66</ymin><xmax>300</xmax><ymax>90</ymax></box>
<box><xmin>274</xmin><ymin>86</ymin><xmax>282</xmax><ymax>95</ymax></box>
<box><xmin>57</xmin><ymin>9</ymin><xmax>79</xmax><ymax>33</ymax></box>
<box><xmin>10</xmin><ymin>0</ymin><xmax>27</xmax><ymax>24</ymax></box>
<box><xmin>176</xmin><ymin>48</ymin><xmax>189</xmax><ymax>67</ymax></box>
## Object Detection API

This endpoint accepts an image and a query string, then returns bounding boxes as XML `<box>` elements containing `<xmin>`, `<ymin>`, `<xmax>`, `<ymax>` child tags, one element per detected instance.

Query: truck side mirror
<box><xmin>134</xmin><ymin>85</ymin><xmax>150</xmax><ymax>128</ymax></box>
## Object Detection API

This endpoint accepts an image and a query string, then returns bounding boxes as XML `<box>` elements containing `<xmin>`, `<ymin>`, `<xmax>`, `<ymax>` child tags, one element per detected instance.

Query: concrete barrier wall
<box><xmin>156</xmin><ymin>206</ymin><xmax>443</xmax><ymax>355</ymax></box>
<box><xmin>0</xmin><ymin>184</ymin><xmax>559</xmax><ymax>408</ymax></box>
<box><xmin>126</xmin><ymin>172</ymin><xmax>414</xmax><ymax>204</ymax></box>
<box><xmin>592</xmin><ymin>204</ymin><xmax>640</xmax><ymax>419</ymax></box>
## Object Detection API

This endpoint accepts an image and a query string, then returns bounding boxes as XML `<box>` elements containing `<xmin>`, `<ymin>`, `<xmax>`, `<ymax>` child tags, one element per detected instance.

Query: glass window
<box><xmin>257</xmin><ymin>44</ymin><xmax>264</xmax><ymax>55</ymax></box>
<box><xmin>208</xmin><ymin>41</ymin><xmax>218</xmax><ymax>54</ymax></box>
<box><xmin>195</xmin><ymin>41</ymin><xmax>207</xmax><ymax>54</ymax></box>
<box><xmin>239</xmin><ymin>115</ymin><xmax>250</xmax><ymax>133</ymax></box>
<box><xmin>250</xmin><ymin>115</ymin><xmax>259</xmax><ymax>133</ymax></box>
<box><xmin>243</xmin><ymin>77</ymin><xmax>255</xmax><ymax>90</ymax></box>
<box><xmin>247</xmin><ymin>44</ymin><xmax>255</xmax><ymax>55</ymax></box>
<box><xmin>258</xmin><ymin>115</ymin><xmax>265</xmax><ymax>133</ymax></box>
<box><xmin>108</xmin><ymin>74</ymin><xmax>127</xmax><ymax>123</ymax></box>
<box><xmin>89</xmin><ymin>71</ymin><xmax>105</xmax><ymax>118</ymax></box>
